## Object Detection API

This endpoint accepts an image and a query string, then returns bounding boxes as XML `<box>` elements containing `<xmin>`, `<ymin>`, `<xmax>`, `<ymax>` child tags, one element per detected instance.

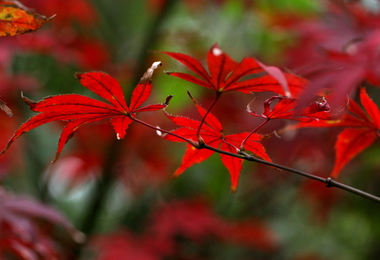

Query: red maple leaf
<box><xmin>0</xmin><ymin>1</ymin><xmax>53</xmax><ymax>36</ymax></box>
<box><xmin>293</xmin><ymin>88</ymin><xmax>380</xmax><ymax>177</ymax></box>
<box><xmin>1</xmin><ymin>62</ymin><xmax>168</xmax><ymax>162</ymax></box>
<box><xmin>247</xmin><ymin>95</ymin><xmax>334</xmax><ymax>122</ymax></box>
<box><xmin>163</xmin><ymin>95</ymin><xmax>271</xmax><ymax>192</ymax></box>
<box><xmin>162</xmin><ymin>43</ymin><xmax>306</xmax><ymax>97</ymax></box>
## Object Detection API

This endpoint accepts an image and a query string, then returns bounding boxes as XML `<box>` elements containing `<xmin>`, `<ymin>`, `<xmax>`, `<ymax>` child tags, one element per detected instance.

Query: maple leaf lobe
<box><xmin>162</xmin><ymin>43</ymin><xmax>306</xmax><ymax>96</ymax></box>
<box><xmin>164</xmin><ymin>95</ymin><xmax>271</xmax><ymax>191</ymax></box>
<box><xmin>247</xmin><ymin>95</ymin><xmax>335</xmax><ymax>122</ymax></box>
<box><xmin>291</xmin><ymin>88</ymin><xmax>380</xmax><ymax>178</ymax></box>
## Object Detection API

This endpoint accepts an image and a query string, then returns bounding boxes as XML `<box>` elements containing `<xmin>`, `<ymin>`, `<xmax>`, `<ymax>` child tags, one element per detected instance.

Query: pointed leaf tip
<box><xmin>186</xmin><ymin>91</ymin><xmax>199</xmax><ymax>106</ymax></box>
<box><xmin>165</xmin><ymin>95</ymin><xmax>173</xmax><ymax>105</ymax></box>
<box><xmin>139</xmin><ymin>61</ymin><xmax>162</xmax><ymax>84</ymax></box>
<box><xmin>21</xmin><ymin>92</ymin><xmax>37</xmax><ymax>106</ymax></box>
<box><xmin>246</xmin><ymin>97</ymin><xmax>257</xmax><ymax>114</ymax></box>
<box><xmin>257</xmin><ymin>61</ymin><xmax>291</xmax><ymax>97</ymax></box>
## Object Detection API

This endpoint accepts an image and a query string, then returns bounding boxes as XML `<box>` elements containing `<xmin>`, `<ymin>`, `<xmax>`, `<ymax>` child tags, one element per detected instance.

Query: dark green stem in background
<box><xmin>78</xmin><ymin>139</ymin><xmax>122</xmax><ymax>236</ymax></box>
<box><xmin>76</xmin><ymin>0</ymin><xmax>177</xmax><ymax>256</ymax></box>
<box><xmin>132</xmin><ymin>0</ymin><xmax>177</xmax><ymax>86</ymax></box>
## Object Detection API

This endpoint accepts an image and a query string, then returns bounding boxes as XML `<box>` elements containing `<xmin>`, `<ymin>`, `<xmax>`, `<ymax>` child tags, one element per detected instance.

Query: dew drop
<box><xmin>212</xmin><ymin>47</ymin><xmax>223</xmax><ymax>56</ymax></box>
<box><xmin>156</xmin><ymin>126</ymin><xmax>162</xmax><ymax>136</ymax></box>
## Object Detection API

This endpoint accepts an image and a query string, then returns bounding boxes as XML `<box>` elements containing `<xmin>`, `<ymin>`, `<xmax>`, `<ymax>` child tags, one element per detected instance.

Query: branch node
<box><xmin>326</xmin><ymin>177</ymin><xmax>333</xmax><ymax>188</ymax></box>
<box><xmin>190</xmin><ymin>140</ymin><xmax>201</xmax><ymax>149</ymax></box>
<box><xmin>197</xmin><ymin>136</ymin><xmax>205</xmax><ymax>147</ymax></box>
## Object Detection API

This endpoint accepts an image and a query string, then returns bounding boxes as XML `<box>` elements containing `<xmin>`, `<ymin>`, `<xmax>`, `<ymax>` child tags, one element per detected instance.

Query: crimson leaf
<box><xmin>163</xmin><ymin>95</ymin><xmax>271</xmax><ymax>192</ymax></box>
<box><xmin>293</xmin><ymin>88</ymin><xmax>380</xmax><ymax>177</ymax></box>
<box><xmin>1</xmin><ymin>62</ymin><xmax>167</xmax><ymax>162</ymax></box>
<box><xmin>162</xmin><ymin>43</ymin><xmax>306</xmax><ymax>97</ymax></box>
<box><xmin>247</xmin><ymin>95</ymin><xmax>334</xmax><ymax>122</ymax></box>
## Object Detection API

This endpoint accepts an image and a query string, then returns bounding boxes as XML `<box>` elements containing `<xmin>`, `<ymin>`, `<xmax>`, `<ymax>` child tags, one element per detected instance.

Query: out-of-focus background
<box><xmin>1</xmin><ymin>0</ymin><xmax>380</xmax><ymax>259</ymax></box>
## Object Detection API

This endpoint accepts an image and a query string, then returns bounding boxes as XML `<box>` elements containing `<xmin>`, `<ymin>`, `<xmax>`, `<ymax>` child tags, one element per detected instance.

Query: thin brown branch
<box><xmin>194</xmin><ymin>92</ymin><xmax>221</xmax><ymax>143</ymax></box>
<box><xmin>133</xmin><ymin>113</ymin><xmax>380</xmax><ymax>203</ymax></box>
<box><xmin>240</xmin><ymin>118</ymin><xmax>270</xmax><ymax>151</ymax></box>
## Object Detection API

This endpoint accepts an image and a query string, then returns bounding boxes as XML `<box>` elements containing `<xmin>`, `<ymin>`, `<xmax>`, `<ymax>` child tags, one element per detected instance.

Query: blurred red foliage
<box><xmin>21</xmin><ymin>0</ymin><xmax>98</xmax><ymax>28</ymax></box>
<box><xmin>281</xmin><ymin>2</ymin><xmax>380</xmax><ymax>104</ymax></box>
<box><xmin>0</xmin><ymin>188</ymin><xmax>83</xmax><ymax>259</ymax></box>
<box><xmin>93</xmin><ymin>199</ymin><xmax>277</xmax><ymax>260</ymax></box>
